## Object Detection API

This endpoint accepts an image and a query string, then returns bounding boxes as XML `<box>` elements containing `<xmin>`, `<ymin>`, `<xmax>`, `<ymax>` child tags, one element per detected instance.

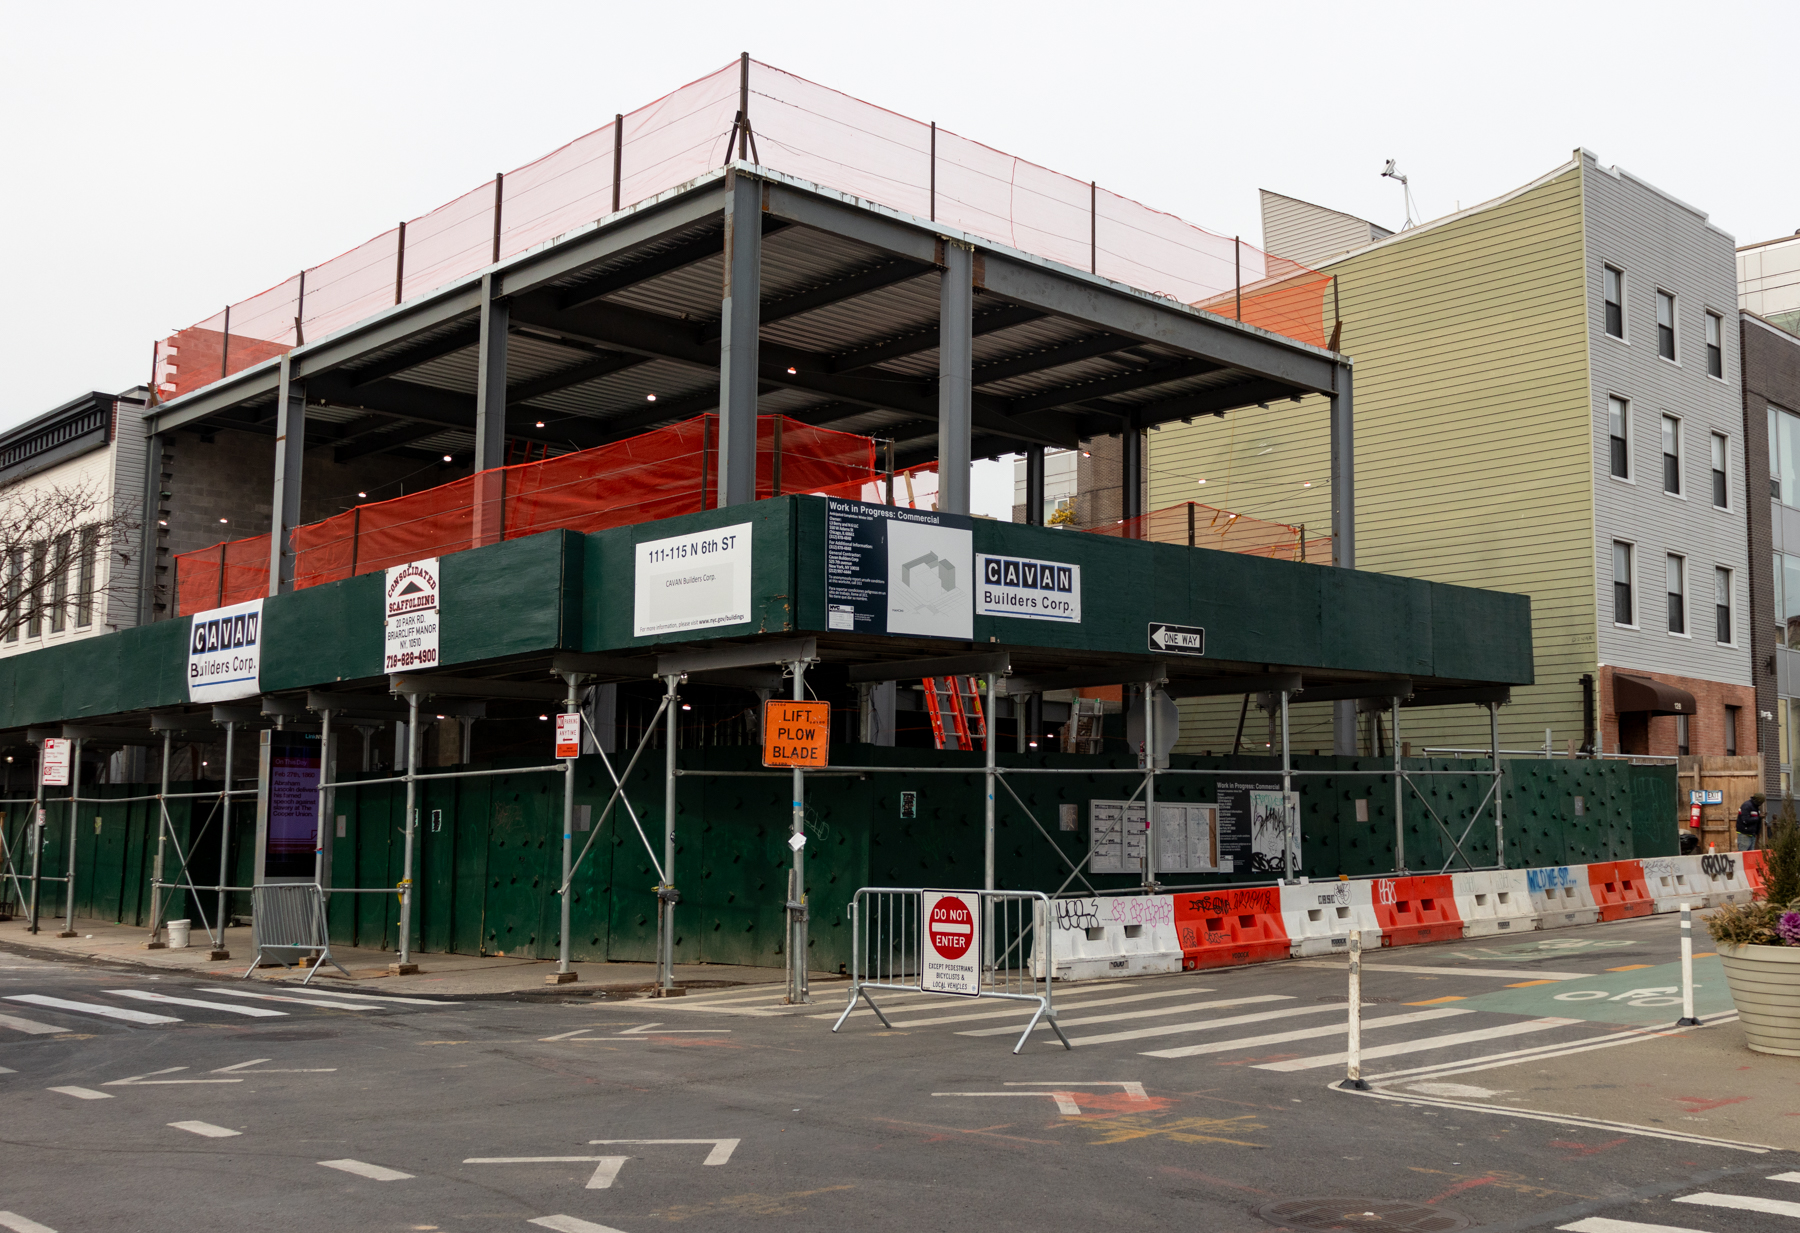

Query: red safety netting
<box><xmin>154</xmin><ymin>60</ymin><xmax>1328</xmax><ymax>405</ymax></box>
<box><xmin>174</xmin><ymin>415</ymin><xmax>881</xmax><ymax>614</ymax></box>
<box><xmin>1086</xmin><ymin>500</ymin><xmax>1332</xmax><ymax>562</ymax></box>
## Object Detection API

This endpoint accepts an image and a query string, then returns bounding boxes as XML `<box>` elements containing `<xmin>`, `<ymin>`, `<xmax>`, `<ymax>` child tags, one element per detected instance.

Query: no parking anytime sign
<box><xmin>922</xmin><ymin>891</ymin><xmax>982</xmax><ymax>997</ymax></box>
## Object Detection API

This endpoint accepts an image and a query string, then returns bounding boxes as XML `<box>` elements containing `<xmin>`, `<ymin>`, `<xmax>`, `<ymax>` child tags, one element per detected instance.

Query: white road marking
<box><xmin>46</xmin><ymin>1087</ymin><xmax>110</xmax><ymax>1100</ymax></box>
<box><xmin>1063</xmin><ymin>1002</ymin><xmax>1352</xmax><ymax>1047</ymax></box>
<box><xmin>464</xmin><ymin>1156</ymin><xmax>630</xmax><ymax>1189</ymax></box>
<box><xmin>106</xmin><ymin>990</ymin><xmax>286</xmax><ymax>1018</ymax></box>
<box><xmin>211</xmin><ymin>1058</ymin><xmax>337</xmax><ymax>1074</ymax></box>
<box><xmin>0</xmin><ymin>1014</ymin><xmax>65</xmax><ymax>1035</ymax></box>
<box><xmin>908</xmin><ymin>992</ymin><xmax>1285</xmax><ymax>1032</ymax></box>
<box><xmin>105</xmin><ymin>1067</ymin><xmax>241</xmax><ymax>1087</ymax></box>
<box><xmin>816</xmin><ymin>981</ymin><xmax>1139</xmax><ymax>1021</ymax></box>
<box><xmin>1364</xmin><ymin>1013</ymin><xmax>1735</xmax><ymax>1083</ymax></box>
<box><xmin>276</xmin><ymin>987</ymin><xmax>459</xmax><ymax>1006</ymax></box>
<box><xmin>0</xmin><ymin>1066</ymin><xmax>10</xmax><ymax>1074</ymax></box>
<box><xmin>890</xmin><ymin>987</ymin><xmax>1214</xmax><ymax>1030</ymax></box>
<box><xmin>935</xmin><ymin>1090</ymin><xmax>1081</xmax><ymax>1115</ymax></box>
<box><xmin>615</xmin><ymin>1023</ymin><xmax>731</xmax><ymax>1035</ymax></box>
<box><xmin>1559</xmin><ymin>1218</ymin><xmax>1713</xmax><ymax>1233</ymax></box>
<box><xmin>0</xmin><ymin>1211</ymin><xmax>60</xmax><ymax>1233</ymax></box>
<box><xmin>1770</xmin><ymin>1172</ymin><xmax>1800</xmax><ymax>1184</ymax></box>
<box><xmin>1675</xmin><ymin>1192</ymin><xmax>1800</xmax><ymax>1218</ymax></box>
<box><xmin>1255</xmin><ymin>1017</ymin><xmax>1584</xmax><ymax>1071</ymax></box>
<box><xmin>1006</xmin><ymin>1080</ymin><xmax>1148</xmax><ymax>1100</ymax></box>
<box><xmin>5</xmin><ymin>995</ymin><xmax>178</xmax><ymax>1025</ymax></box>
<box><xmin>962</xmin><ymin>995</ymin><xmax>1302</xmax><ymax>1038</ymax></box>
<box><xmin>528</xmin><ymin>1216</ymin><xmax>632</xmax><ymax>1233</ymax></box>
<box><xmin>318</xmin><ymin>1158</ymin><xmax>413</xmax><ymax>1181</ymax></box>
<box><xmin>1296</xmin><ymin>962</ymin><xmax>1595</xmax><ymax>980</ymax></box>
<box><xmin>1140</xmin><ymin>1008</ymin><xmax>1472</xmax><ymax>1058</ymax></box>
<box><xmin>540</xmin><ymin>1028</ymin><xmax>600</xmax><ymax>1041</ymax></box>
<box><xmin>195</xmin><ymin>988</ymin><xmax>377</xmax><ymax>1011</ymax></box>
<box><xmin>168</xmin><ymin>1120</ymin><xmax>241</xmax><ymax>1138</ymax></box>
<box><xmin>589</xmin><ymin>1138</ymin><xmax>738</xmax><ymax>1166</ymax></box>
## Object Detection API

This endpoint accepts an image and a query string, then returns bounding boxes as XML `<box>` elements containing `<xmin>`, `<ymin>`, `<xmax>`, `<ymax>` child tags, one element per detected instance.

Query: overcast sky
<box><xmin>3</xmin><ymin>0</ymin><xmax>1794</xmax><ymax>459</ymax></box>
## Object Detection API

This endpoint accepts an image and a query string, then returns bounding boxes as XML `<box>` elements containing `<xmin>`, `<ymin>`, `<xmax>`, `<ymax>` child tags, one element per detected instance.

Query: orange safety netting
<box><xmin>1086</xmin><ymin>500</ymin><xmax>1332</xmax><ymax>563</ymax></box>
<box><xmin>152</xmin><ymin>60</ymin><xmax>1329</xmax><ymax>404</ymax></box>
<box><xmin>175</xmin><ymin>415</ymin><xmax>879</xmax><ymax>615</ymax></box>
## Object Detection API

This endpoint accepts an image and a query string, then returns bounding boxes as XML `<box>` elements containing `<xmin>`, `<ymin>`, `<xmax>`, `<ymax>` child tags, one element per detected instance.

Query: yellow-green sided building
<box><xmin>1152</xmin><ymin>151</ymin><xmax>1755</xmax><ymax>763</ymax></box>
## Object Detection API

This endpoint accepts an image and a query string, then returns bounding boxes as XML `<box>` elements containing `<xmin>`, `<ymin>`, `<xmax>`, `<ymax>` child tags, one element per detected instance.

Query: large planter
<box><xmin>1717</xmin><ymin>942</ymin><xmax>1800</xmax><ymax>1055</ymax></box>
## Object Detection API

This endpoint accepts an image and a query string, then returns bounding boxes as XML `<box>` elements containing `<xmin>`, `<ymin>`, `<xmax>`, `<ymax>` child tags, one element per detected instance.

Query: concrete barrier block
<box><xmin>1453</xmin><ymin>869</ymin><xmax>1539</xmax><ymax>937</ymax></box>
<box><xmin>1280</xmin><ymin>879</ymin><xmax>1378</xmax><ymax>957</ymax></box>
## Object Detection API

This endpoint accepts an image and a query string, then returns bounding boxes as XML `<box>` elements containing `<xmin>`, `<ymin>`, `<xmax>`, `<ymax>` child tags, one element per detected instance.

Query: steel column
<box><xmin>938</xmin><ymin>242</ymin><xmax>974</xmax><ymax>514</ymax></box>
<box><xmin>397</xmin><ymin>694</ymin><xmax>419</xmax><ymax>970</ymax></box>
<box><xmin>60</xmin><ymin>740</ymin><xmax>81</xmax><ymax>937</ymax></box>
<box><xmin>1332</xmin><ymin>362</ymin><xmax>1356</xmax><ymax>756</ymax></box>
<box><xmin>1490</xmin><ymin>701</ymin><xmax>1504</xmax><ymax>868</ymax></box>
<box><xmin>557</xmin><ymin>672</ymin><xmax>580</xmax><ymax>979</ymax></box>
<box><xmin>139</xmin><ymin>431</ymin><xmax>165</xmax><ymax>623</ymax></box>
<box><xmin>717</xmin><ymin>172</ymin><xmax>761</xmax><ymax>507</ymax></box>
<box><xmin>787</xmin><ymin>660</ymin><xmax>810</xmax><ymax>1004</ymax></box>
<box><xmin>1024</xmin><ymin>444</ymin><xmax>1046</xmax><ymax>525</ymax></box>
<box><xmin>474</xmin><ymin>272</ymin><xmax>509</xmax><ymax>473</ymax></box>
<box><xmin>1122</xmin><ymin>429</ymin><xmax>1143</xmax><ymax>522</ymax></box>
<box><xmin>267</xmin><ymin>355</ymin><xmax>306</xmax><ymax>595</ymax></box>
<box><xmin>656</xmin><ymin>672</ymin><xmax>681</xmax><ymax>993</ymax></box>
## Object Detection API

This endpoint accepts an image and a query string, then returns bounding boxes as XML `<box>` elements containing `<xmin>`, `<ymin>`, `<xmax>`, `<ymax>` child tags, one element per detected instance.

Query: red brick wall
<box><xmin>1598</xmin><ymin>666</ymin><xmax>1756</xmax><ymax>757</ymax></box>
<box><xmin>156</xmin><ymin>327</ymin><xmax>291</xmax><ymax>401</ymax></box>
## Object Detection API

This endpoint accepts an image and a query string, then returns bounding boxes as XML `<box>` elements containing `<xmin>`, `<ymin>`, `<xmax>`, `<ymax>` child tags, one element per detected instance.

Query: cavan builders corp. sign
<box><xmin>188</xmin><ymin>598</ymin><xmax>263</xmax><ymax>703</ymax></box>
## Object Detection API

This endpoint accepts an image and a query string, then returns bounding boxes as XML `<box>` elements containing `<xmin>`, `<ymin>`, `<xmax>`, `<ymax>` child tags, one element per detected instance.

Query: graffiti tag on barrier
<box><xmin>1639</xmin><ymin>857</ymin><xmax>1679</xmax><ymax>879</ymax></box>
<box><xmin>1052</xmin><ymin>899</ymin><xmax>1101</xmax><ymax>932</ymax></box>
<box><xmin>1525</xmin><ymin>866</ymin><xmax>1577</xmax><ymax>894</ymax></box>
<box><xmin>1103</xmin><ymin>897</ymin><xmax>1174</xmax><ymax>928</ymax></box>
<box><xmin>1700</xmin><ymin>854</ymin><xmax>1736</xmax><ymax>879</ymax></box>
<box><xmin>1183</xmin><ymin>887</ymin><xmax>1278</xmax><ymax>918</ymax></box>
<box><xmin>1375</xmin><ymin>879</ymin><xmax>1398</xmax><ymax>906</ymax></box>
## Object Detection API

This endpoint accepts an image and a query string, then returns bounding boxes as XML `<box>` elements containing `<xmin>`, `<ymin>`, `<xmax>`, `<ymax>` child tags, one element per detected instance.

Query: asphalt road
<box><xmin>2</xmin><ymin>915</ymin><xmax>1797</xmax><ymax>1233</ymax></box>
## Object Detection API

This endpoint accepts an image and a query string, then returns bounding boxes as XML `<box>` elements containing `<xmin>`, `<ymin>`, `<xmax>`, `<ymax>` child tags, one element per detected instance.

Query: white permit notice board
<box><xmin>1089</xmin><ymin>800</ymin><xmax>1219</xmax><ymax>874</ymax></box>
<box><xmin>634</xmin><ymin>523</ymin><xmax>753</xmax><ymax>637</ymax></box>
<box><xmin>921</xmin><ymin>891</ymin><xmax>982</xmax><ymax>996</ymax></box>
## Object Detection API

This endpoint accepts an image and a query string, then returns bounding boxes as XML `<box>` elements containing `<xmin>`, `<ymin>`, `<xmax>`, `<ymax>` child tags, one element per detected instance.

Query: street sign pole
<box><xmin>788</xmin><ymin>659</ymin><xmax>809</xmax><ymax>1005</ymax></box>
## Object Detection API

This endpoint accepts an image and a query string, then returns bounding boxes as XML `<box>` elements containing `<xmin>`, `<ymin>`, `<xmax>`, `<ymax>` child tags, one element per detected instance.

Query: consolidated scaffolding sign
<box><xmin>383</xmin><ymin>558</ymin><xmax>440</xmax><ymax>672</ymax></box>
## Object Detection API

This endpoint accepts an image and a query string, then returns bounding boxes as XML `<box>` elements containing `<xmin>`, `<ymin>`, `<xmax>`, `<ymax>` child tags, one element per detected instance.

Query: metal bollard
<box><xmin>1676</xmin><ymin>902</ymin><xmax>1700</xmax><ymax>1027</ymax></box>
<box><xmin>1340</xmin><ymin>929</ymin><xmax>1369</xmax><ymax>1090</ymax></box>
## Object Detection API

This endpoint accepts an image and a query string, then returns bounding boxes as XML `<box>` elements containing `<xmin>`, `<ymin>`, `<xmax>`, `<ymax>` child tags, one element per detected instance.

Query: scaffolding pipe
<box><xmin>216</xmin><ymin>723</ymin><xmax>235</xmax><ymax>952</ymax></box>
<box><xmin>1142</xmin><ymin>682</ymin><xmax>1156</xmax><ymax>891</ymax></box>
<box><xmin>558</xmin><ymin>671</ymin><xmax>580</xmax><ymax>979</ymax></box>
<box><xmin>315</xmin><ymin>709</ymin><xmax>332</xmax><ymax>888</ymax></box>
<box><xmin>1392</xmin><ymin>698</ymin><xmax>1405</xmax><ymax>873</ymax></box>
<box><xmin>656</xmin><ymin>673</ymin><xmax>681</xmax><ymax>994</ymax></box>
<box><xmin>788</xmin><ymin>659</ymin><xmax>810</xmax><ymax>1004</ymax></box>
<box><xmin>61</xmin><ymin>739</ymin><xmax>82</xmax><ymax>937</ymax></box>
<box><xmin>27</xmin><ymin>744</ymin><xmax>44</xmax><ymax>934</ymax></box>
<box><xmin>1280</xmin><ymin>689</ymin><xmax>1293</xmax><ymax>882</ymax></box>
<box><xmin>398</xmin><ymin>694</ymin><xmax>419</xmax><ymax>969</ymax></box>
<box><xmin>148</xmin><ymin>732</ymin><xmax>172</xmax><ymax>946</ymax></box>
<box><xmin>1490</xmin><ymin>701</ymin><xmax>1504</xmax><ymax>868</ymax></box>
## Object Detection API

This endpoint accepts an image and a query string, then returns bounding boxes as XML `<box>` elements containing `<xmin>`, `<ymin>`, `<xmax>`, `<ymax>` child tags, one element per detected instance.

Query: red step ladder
<box><xmin>923</xmin><ymin>676</ymin><xmax>988</xmax><ymax>751</ymax></box>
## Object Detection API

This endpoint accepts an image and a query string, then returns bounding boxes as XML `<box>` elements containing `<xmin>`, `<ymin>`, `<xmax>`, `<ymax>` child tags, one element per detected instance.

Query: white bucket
<box><xmin>168</xmin><ymin>919</ymin><xmax>192</xmax><ymax>949</ymax></box>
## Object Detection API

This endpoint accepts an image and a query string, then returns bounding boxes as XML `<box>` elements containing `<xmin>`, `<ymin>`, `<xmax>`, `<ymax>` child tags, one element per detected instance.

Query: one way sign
<box><xmin>1148</xmin><ymin>622</ymin><xmax>1206</xmax><ymax>656</ymax></box>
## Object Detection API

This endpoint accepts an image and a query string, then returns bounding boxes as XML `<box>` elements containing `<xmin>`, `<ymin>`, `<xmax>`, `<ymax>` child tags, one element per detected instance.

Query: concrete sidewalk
<box><xmin>0</xmin><ymin>915</ymin><xmax>825</xmax><ymax>998</ymax></box>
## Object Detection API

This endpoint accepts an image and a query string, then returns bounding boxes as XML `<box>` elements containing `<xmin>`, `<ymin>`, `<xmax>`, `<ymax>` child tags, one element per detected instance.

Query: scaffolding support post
<box><xmin>58</xmin><ymin>739</ymin><xmax>82</xmax><ymax>937</ymax></box>
<box><xmin>1280</xmin><ymin>689</ymin><xmax>1293</xmax><ymax>883</ymax></box>
<box><xmin>1490</xmin><ymin>701</ymin><xmax>1505</xmax><ymax>868</ymax></box>
<box><xmin>314</xmin><ymin>710</ymin><xmax>332</xmax><ymax>889</ymax></box>
<box><xmin>656</xmin><ymin>672</ymin><xmax>681</xmax><ymax>994</ymax></box>
<box><xmin>147</xmin><ymin>732</ymin><xmax>172</xmax><ymax>947</ymax></box>
<box><xmin>212</xmin><ymin>723</ymin><xmax>234</xmax><ymax>956</ymax></box>
<box><xmin>28</xmin><ymin>742</ymin><xmax>44</xmax><ymax>935</ymax></box>
<box><xmin>1142</xmin><ymin>681</ymin><xmax>1157</xmax><ymax>891</ymax></box>
<box><xmin>553</xmin><ymin>671</ymin><xmax>581</xmax><ymax>983</ymax></box>
<box><xmin>394</xmin><ymin>694</ymin><xmax>419</xmax><ymax>973</ymax></box>
<box><xmin>787</xmin><ymin>659</ymin><xmax>811</xmax><ymax>1004</ymax></box>
<box><xmin>1392</xmin><ymin>697</ymin><xmax>1405</xmax><ymax>874</ymax></box>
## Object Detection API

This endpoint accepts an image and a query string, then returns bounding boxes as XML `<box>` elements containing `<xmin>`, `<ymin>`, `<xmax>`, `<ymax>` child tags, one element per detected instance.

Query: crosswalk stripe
<box><xmin>1067</xmin><ymin>1002</ymin><xmax>1362</xmax><ymax>1047</ymax></box>
<box><xmin>0</xmin><ymin>1210</ymin><xmax>61</xmax><ymax>1233</ymax></box>
<box><xmin>319</xmin><ymin>1158</ymin><xmax>413</xmax><ymax>1181</ymax></box>
<box><xmin>169</xmin><ymin>1120</ymin><xmax>240</xmax><ymax>1138</ymax></box>
<box><xmin>6</xmin><ymin>995</ymin><xmax>179</xmax><ymax>1025</ymax></box>
<box><xmin>275</xmin><ymin>988</ymin><xmax>459</xmax><ymax>1006</ymax></box>
<box><xmin>1253</xmin><ymin>1016</ymin><xmax>1584</xmax><ymax>1071</ymax></box>
<box><xmin>1558</xmin><ymin>1217</ymin><xmax>1713</xmax><ymax>1233</ymax></box>
<box><xmin>106</xmin><ymin>991</ymin><xmax>286</xmax><ymax>1018</ymax></box>
<box><xmin>0</xmin><ymin>1013</ymin><xmax>66</xmax><ymax>1035</ymax></box>
<box><xmin>196</xmin><ymin>988</ymin><xmax>378</xmax><ymax>1011</ymax></box>
<box><xmin>1770</xmin><ymin>1172</ymin><xmax>1800</xmax><ymax>1184</ymax></box>
<box><xmin>898</xmin><ymin>987</ymin><xmax>1216</xmax><ymax>1031</ymax></box>
<box><xmin>1298</xmin><ymin>962</ymin><xmax>1595</xmax><ymax>980</ymax></box>
<box><xmin>898</xmin><ymin>992</ymin><xmax>1280</xmax><ymax>1031</ymax></box>
<box><xmin>812</xmin><ymin>982</ymin><xmax>1140</xmax><ymax>1021</ymax></box>
<box><xmin>960</xmin><ymin>995</ymin><xmax>1294</xmax><ymax>1038</ymax></box>
<box><xmin>1675</xmin><ymin>1192</ymin><xmax>1800</xmax><ymax>1218</ymax></box>
<box><xmin>46</xmin><ymin>1087</ymin><xmax>111</xmax><ymax>1100</ymax></box>
<box><xmin>1140</xmin><ymin>1008</ymin><xmax>1472</xmax><ymax>1058</ymax></box>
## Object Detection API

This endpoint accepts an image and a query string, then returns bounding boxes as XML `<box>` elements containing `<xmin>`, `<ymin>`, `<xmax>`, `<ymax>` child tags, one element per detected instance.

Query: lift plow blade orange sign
<box><xmin>763</xmin><ymin>700</ymin><xmax>831</xmax><ymax>768</ymax></box>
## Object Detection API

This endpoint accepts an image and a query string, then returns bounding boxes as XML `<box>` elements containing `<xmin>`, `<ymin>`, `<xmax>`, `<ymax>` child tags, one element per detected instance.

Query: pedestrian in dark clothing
<box><xmin>1736</xmin><ymin>793</ymin><xmax>1766</xmax><ymax>852</ymax></box>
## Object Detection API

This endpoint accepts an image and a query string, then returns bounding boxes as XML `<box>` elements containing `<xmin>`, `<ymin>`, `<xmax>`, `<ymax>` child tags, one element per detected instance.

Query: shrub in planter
<box><xmin>1707</xmin><ymin>805</ymin><xmax>1800</xmax><ymax>1055</ymax></box>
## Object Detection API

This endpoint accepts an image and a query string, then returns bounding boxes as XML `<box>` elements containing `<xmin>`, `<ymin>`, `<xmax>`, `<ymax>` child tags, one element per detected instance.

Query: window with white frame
<box><xmin>1666</xmin><ymin>553</ymin><xmax>1686</xmax><ymax>634</ymax></box>
<box><xmin>1604</xmin><ymin>266</ymin><xmax>1625</xmax><ymax>339</ymax></box>
<box><xmin>1657</xmin><ymin>291</ymin><xmax>1677</xmax><ymax>361</ymax></box>
<box><xmin>1715</xmin><ymin>566</ymin><xmax>1732</xmax><ymax>644</ymax></box>
<box><xmin>1711</xmin><ymin>433</ymin><xmax>1728</xmax><ymax>508</ymax></box>
<box><xmin>1706</xmin><ymin>311</ymin><xmax>1724</xmax><ymax>378</ymax></box>
<box><xmin>1609</xmin><ymin>396</ymin><xmax>1629</xmax><ymax>478</ymax></box>
<box><xmin>1676</xmin><ymin>713</ymin><xmax>1690</xmax><ymax>756</ymax></box>
<box><xmin>1662</xmin><ymin>414</ymin><xmax>1681</xmax><ymax>495</ymax></box>
<box><xmin>1613</xmin><ymin>541</ymin><xmax>1635</xmax><ymax>626</ymax></box>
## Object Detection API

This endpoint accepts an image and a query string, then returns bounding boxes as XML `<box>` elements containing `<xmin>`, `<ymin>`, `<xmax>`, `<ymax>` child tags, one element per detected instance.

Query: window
<box><xmin>1662</xmin><ymin>415</ymin><xmax>1681</xmax><ymax>495</ymax></box>
<box><xmin>1657</xmin><ymin>291</ymin><xmax>1677</xmax><ymax>361</ymax></box>
<box><xmin>1716</xmin><ymin>566</ymin><xmax>1733</xmax><ymax>643</ymax></box>
<box><xmin>1706</xmin><ymin>311</ymin><xmax>1724</xmax><ymax>378</ymax></box>
<box><xmin>1613</xmin><ymin>541</ymin><xmax>1635</xmax><ymax>625</ymax></box>
<box><xmin>1676</xmin><ymin>713</ymin><xmax>1690</xmax><ymax>756</ymax></box>
<box><xmin>1774</xmin><ymin>405</ymin><xmax>1800</xmax><ymax>505</ymax></box>
<box><xmin>1</xmin><ymin>550</ymin><xmax>18</xmax><ymax>643</ymax></box>
<box><xmin>1666</xmin><ymin>553</ymin><xmax>1685</xmax><ymax>634</ymax></box>
<box><xmin>1604</xmin><ymin>266</ymin><xmax>1625</xmax><ymax>339</ymax></box>
<box><xmin>25</xmin><ymin>542</ymin><xmax>45</xmax><ymax>638</ymax></box>
<box><xmin>1781</xmin><ymin>552</ymin><xmax>1800</xmax><ymax>647</ymax></box>
<box><xmin>1726</xmin><ymin>705</ymin><xmax>1739</xmax><ymax>757</ymax></box>
<box><xmin>1608</xmin><ymin>397</ymin><xmax>1629</xmax><ymax>478</ymax></box>
<box><xmin>48</xmin><ymin>532</ymin><xmax>69</xmax><ymax>634</ymax></box>
<box><xmin>1711</xmin><ymin>433</ymin><xmax>1728</xmax><ymax>508</ymax></box>
<box><xmin>75</xmin><ymin>526</ymin><xmax>97</xmax><ymax>628</ymax></box>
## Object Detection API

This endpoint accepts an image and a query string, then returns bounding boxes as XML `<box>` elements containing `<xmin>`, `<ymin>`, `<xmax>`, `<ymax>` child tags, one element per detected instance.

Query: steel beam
<box><xmin>389</xmin><ymin>674</ymin><xmax>565</xmax><ymax>702</ymax></box>
<box><xmin>1005</xmin><ymin>357</ymin><xmax>1222</xmax><ymax>418</ymax></box>
<box><xmin>973</xmin><ymin>333</ymin><xmax>1131</xmax><ymax>387</ymax></box>
<box><xmin>831</xmin><ymin>305</ymin><xmax>1044</xmax><ymax>374</ymax></box>
<box><xmin>846</xmin><ymin>651</ymin><xmax>1010</xmax><ymax>683</ymax></box>
<box><xmin>1164</xmin><ymin>672</ymin><xmax>1303</xmax><ymax>700</ymax></box>
<box><xmin>1121</xmin><ymin>427</ymin><xmax>1143</xmax><ymax>521</ymax></box>
<box><xmin>1403</xmin><ymin>686</ymin><xmax>1512</xmax><ymax>709</ymax></box>
<box><xmin>267</xmin><ymin>354</ymin><xmax>306</xmax><ymax>595</ymax></box>
<box><xmin>656</xmin><ymin>637</ymin><xmax>817</xmax><ymax>677</ymax></box>
<box><xmin>1294</xmin><ymin>679</ymin><xmax>1412</xmax><ymax>704</ymax></box>
<box><xmin>473</xmin><ymin>273</ymin><xmax>509</xmax><ymax>473</ymax></box>
<box><xmin>938</xmin><ymin>243</ymin><xmax>974</xmax><ymax>513</ymax></box>
<box><xmin>1002</xmin><ymin>663</ymin><xmax>1167</xmax><ymax>696</ymax></box>
<box><xmin>346</xmin><ymin>324</ymin><xmax>482</xmax><ymax>388</ymax></box>
<box><xmin>550</xmin><ymin>652</ymin><xmax>659</xmax><ymax>679</ymax></box>
<box><xmin>717</xmin><ymin>172</ymin><xmax>762</xmax><ymax>506</ymax></box>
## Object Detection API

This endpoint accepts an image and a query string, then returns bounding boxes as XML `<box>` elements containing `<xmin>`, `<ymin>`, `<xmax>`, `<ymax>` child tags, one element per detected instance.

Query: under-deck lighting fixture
<box><xmin>1195</xmin><ymin>478</ymin><xmax>1207</xmax><ymax>485</ymax></box>
<box><xmin>535</xmin><ymin>420</ymin><xmax>546</xmax><ymax>428</ymax></box>
<box><xmin>219</xmin><ymin>518</ymin><xmax>228</xmax><ymax>524</ymax></box>
<box><xmin>538</xmin><ymin>714</ymin><xmax>549</xmax><ymax>721</ymax></box>
<box><xmin>358</xmin><ymin>491</ymin><xmax>367</xmax><ymax>499</ymax></box>
<box><xmin>681</xmin><ymin>704</ymin><xmax>692</xmax><ymax>711</ymax></box>
<box><xmin>1302</xmin><ymin>481</ymin><xmax>1313</xmax><ymax>488</ymax></box>
<box><xmin>443</xmin><ymin>454</ymin><xmax>453</xmax><ymax>462</ymax></box>
<box><xmin>646</xmin><ymin>394</ymin><xmax>657</xmax><ymax>402</ymax></box>
<box><xmin>786</xmin><ymin>366</ymin><xmax>797</xmax><ymax>374</ymax></box>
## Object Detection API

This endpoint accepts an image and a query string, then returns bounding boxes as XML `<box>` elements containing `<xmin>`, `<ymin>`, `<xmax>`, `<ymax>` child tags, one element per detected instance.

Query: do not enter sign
<box><xmin>922</xmin><ymin>891</ymin><xmax>981</xmax><ymax>996</ymax></box>
<box><xmin>763</xmin><ymin>700</ymin><xmax>831</xmax><ymax>768</ymax></box>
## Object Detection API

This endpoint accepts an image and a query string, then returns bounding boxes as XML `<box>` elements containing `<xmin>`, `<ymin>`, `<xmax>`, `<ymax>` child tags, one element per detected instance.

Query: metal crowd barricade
<box><xmin>243</xmin><ymin>883</ymin><xmax>349</xmax><ymax>985</ymax></box>
<box><xmin>833</xmin><ymin>887</ymin><xmax>1070</xmax><ymax>1054</ymax></box>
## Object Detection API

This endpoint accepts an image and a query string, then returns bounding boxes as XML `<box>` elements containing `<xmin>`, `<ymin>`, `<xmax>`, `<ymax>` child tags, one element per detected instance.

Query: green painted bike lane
<box><xmin>1452</xmin><ymin>953</ymin><xmax>1733</xmax><ymax>1024</ymax></box>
